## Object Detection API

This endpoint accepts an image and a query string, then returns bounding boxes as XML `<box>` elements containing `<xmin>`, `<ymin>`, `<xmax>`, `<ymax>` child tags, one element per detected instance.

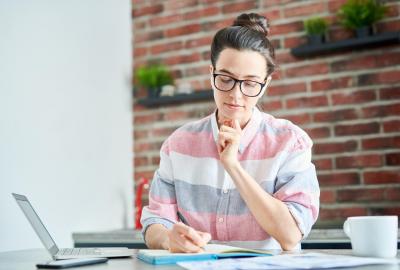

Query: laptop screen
<box><xmin>13</xmin><ymin>193</ymin><xmax>58</xmax><ymax>253</ymax></box>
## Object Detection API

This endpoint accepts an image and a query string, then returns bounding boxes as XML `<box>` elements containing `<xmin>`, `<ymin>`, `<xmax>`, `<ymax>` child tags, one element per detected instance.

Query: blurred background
<box><xmin>1</xmin><ymin>0</ymin><xmax>399</xmax><ymax>252</ymax></box>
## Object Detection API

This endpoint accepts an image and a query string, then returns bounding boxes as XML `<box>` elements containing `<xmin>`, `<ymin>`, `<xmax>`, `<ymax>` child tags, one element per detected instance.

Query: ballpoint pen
<box><xmin>177</xmin><ymin>211</ymin><xmax>189</xmax><ymax>225</ymax></box>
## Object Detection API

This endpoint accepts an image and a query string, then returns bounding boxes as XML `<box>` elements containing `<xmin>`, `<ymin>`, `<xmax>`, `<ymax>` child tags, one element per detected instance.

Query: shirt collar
<box><xmin>211</xmin><ymin>107</ymin><xmax>262</xmax><ymax>154</ymax></box>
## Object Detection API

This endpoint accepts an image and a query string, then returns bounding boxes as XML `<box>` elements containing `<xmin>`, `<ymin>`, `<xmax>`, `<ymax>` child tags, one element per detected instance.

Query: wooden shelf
<box><xmin>136</xmin><ymin>90</ymin><xmax>213</xmax><ymax>107</ymax></box>
<box><xmin>291</xmin><ymin>31</ymin><xmax>400</xmax><ymax>57</ymax></box>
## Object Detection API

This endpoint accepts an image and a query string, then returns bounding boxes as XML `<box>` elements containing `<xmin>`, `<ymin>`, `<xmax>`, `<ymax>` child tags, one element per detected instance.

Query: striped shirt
<box><xmin>141</xmin><ymin>108</ymin><xmax>320</xmax><ymax>250</ymax></box>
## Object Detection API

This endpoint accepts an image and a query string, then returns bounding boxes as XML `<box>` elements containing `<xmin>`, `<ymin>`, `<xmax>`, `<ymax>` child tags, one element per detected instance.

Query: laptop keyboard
<box><xmin>59</xmin><ymin>248</ymin><xmax>101</xmax><ymax>256</ymax></box>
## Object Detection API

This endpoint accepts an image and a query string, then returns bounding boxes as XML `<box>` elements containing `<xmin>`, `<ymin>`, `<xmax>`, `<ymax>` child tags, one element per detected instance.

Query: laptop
<box><xmin>12</xmin><ymin>193</ymin><xmax>134</xmax><ymax>259</ymax></box>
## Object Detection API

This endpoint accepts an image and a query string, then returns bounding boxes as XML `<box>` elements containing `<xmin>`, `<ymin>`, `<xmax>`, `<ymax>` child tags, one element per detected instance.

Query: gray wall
<box><xmin>0</xmin><ymin>0</ymin><xmax>133</xmax><ymax>251</ymax></box>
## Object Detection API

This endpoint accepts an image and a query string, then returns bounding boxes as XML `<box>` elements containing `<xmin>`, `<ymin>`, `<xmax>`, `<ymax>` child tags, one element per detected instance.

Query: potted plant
<box><xmin>304</xmin><ymin>17</ymin><xmax>328</xmax><ymax>45</ymax></box>
<box><xmin>338</xmin><ymin>0</ymin><xmax>387</xmax><ymax>38</ymax></box>
<box><xmin>135</xmin><ymin>64</ymin><xmax>174</xmax><ymax>98</ymax></box>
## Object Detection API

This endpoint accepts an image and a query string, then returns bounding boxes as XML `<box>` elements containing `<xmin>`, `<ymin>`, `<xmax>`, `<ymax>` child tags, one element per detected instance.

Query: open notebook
<box><xmin>137</xmin><ymin>244</ymin><xmax>275</xmax><ymax>265</ymax></box>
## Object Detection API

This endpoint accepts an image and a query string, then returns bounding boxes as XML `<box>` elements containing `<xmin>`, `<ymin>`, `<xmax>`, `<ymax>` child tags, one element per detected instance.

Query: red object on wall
<box><xmin>135</xmin><ymin>177</ymin><xmax>149</xmax><ymax>230</ymax></box>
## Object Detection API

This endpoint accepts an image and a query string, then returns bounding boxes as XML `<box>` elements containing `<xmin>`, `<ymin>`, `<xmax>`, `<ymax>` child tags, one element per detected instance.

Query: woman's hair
<box><xmin>210</xmin><ymin>13</ymin><xmax>276</xmax><ymax>78</ymax></box>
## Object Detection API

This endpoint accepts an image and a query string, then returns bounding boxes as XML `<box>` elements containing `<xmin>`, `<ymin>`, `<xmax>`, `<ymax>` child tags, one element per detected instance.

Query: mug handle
<box><xmin>343</xmin><ymin>219</ymin><xmax>351</xmax><ymax>237</ymax></box>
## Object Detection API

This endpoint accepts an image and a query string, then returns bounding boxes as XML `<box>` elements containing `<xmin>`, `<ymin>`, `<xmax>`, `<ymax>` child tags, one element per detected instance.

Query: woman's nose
<box><xmin>229</xmin><ymin>82</ymin><xmax>243</xmax><ymax>98</ymax></box>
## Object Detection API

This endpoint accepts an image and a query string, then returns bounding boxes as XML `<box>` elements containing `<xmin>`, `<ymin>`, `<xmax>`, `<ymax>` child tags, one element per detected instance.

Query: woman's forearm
<box><xmin>225</xmin><ymin>162</ymin><xmax>302</xmax><ymax>250</ymax></box>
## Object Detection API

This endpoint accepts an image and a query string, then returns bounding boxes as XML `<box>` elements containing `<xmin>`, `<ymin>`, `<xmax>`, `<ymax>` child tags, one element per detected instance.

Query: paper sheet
<box><xmin>177</xmin><ymin>252</ymin><xmax>400</xmax><ymax>270</ymax></box>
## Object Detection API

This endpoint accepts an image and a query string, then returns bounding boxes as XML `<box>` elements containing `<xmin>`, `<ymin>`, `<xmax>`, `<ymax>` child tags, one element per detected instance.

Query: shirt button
<box><xmin>223</xmin><ymin>189</ymin><xmax>228</xmax><ymax>194</ymax></box>
<box><xmin>218</xmin><ymin>217</ymin><xmax>224</xmax><ymax>223</ymax></box>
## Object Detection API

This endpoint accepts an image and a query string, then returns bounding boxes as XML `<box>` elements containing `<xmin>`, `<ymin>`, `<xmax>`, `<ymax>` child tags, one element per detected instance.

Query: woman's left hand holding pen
<box><xmin>167</xmin><ymin>222</ymin><xmax>211</xmax><ymax>253</ymax></box>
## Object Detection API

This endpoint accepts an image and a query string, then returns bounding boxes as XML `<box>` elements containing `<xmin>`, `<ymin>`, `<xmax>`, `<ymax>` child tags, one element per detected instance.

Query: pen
<box><xmin>177</xmin><ymin>211</ymin><xmax>189</xmax><ymax>225</ymax></box>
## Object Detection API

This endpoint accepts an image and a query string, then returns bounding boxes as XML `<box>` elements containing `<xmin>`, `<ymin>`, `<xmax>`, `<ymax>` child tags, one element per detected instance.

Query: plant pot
<box><xmin>147</xmin><ymin>87</ymin><xmax>162</xmax><ymax>98</ymax></box>
<box><xmin>307</xmin><ymin>34</ymin><xmax>325</xmax><ymax>45</ymax></box>
<box><xmin>356</xmin><ymin>26</ymin><xmax>372</xmax><ymax>38</ymax></box>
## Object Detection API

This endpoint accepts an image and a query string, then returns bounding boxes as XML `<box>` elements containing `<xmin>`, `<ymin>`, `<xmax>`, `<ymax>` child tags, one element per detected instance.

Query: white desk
<box><xmin>0</xmin><ymin>249</ymin><xmax>399</xmax><ymax>270</ymax></box>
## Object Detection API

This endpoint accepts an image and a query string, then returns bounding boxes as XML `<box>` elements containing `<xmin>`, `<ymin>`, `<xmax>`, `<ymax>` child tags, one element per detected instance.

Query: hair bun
<box><xmin>233</xmin><ymin>13</ymin><xmax>270</xmax><ymax>37</ymax></box>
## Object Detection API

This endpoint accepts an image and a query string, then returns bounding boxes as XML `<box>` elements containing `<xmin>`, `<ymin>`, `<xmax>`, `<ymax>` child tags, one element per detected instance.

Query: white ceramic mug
<box><xmin>343</xmin><ymin>216</ymin><xmax>398</xmax><ymax>258</ymax></box>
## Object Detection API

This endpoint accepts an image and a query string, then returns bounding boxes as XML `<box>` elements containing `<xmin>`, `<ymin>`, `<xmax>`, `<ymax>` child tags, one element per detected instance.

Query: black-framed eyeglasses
<box><xmin>212</xmin><ymin>73</ymin><xmax>266</xmax><ymax>97</ymax></box>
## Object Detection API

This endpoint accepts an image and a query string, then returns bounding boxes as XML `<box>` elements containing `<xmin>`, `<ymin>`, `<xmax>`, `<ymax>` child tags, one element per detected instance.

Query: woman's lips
<box><xmin>225</xmin><ymin>103</ymin><xmax>243</xmax><ymax>110</ymax></box>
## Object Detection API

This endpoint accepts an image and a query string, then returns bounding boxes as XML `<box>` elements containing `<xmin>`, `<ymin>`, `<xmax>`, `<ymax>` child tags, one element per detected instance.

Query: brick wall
<box><xmin>132</xmin><ymin>0</ymin><xmax>400</xmax><ymax>228</ymax></box>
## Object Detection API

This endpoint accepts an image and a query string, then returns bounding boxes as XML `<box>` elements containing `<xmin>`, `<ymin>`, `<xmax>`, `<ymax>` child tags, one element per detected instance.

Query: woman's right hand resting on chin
<box><xmin>167</xmin><ymin>222</ymin><xmax>211</xmax><ymax>253</ymax></box>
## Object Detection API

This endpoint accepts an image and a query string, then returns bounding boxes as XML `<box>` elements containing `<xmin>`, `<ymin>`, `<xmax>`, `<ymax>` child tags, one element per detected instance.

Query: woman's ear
<box><xmin>260</xmin><ymin>76</ymin><xmax>272</xmax><ymax>96</ymax></box>
<box><xmin>209</xmin><ymin>65</ymin><xmax>214</xmax><ymax>74</ymax></box>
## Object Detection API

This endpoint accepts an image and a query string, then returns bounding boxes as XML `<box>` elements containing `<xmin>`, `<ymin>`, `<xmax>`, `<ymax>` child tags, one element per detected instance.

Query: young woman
<box><xmin>140</xmin><ymin>13</ymin><xmax>320</xmax><ymax>252</ymax></box>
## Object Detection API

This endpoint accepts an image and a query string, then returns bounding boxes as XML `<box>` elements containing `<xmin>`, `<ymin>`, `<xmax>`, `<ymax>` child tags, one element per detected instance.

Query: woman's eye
<box><xmin>244</xmin><ymin>81</ymin><xmax>257</xmax><ymax>87</ymax></box>
<box><xmin>221</xmin><ymin>77</ymin><xmax>233</xmax><ymax>83</ymax></box>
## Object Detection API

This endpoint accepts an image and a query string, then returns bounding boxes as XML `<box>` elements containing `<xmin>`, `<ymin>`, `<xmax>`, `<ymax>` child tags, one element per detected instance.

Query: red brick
<box><xmin>271</xmin><ymin>21</ymin><xmax>303</xmax><ymax>35</ymax></box>
<box><xmin>320</xmin><ymin>189</ymin><xmax>336</xmax><ymax>203</ymax></box>
<box><xmin>314</xmin><ymin>158</ymin><xmax>333</xmax><ymax>170</ymax></box>
<box><xmin>311</xmin><ymin>76</ymin><xmax>354</xmax><ymax>92</ymax></box>
<box><xmin>260</xmin><ymin>100</ymin><xmax>283</xmax><ymax>111</ymax></box>
<box><xmin>385</xmin><ymin>4</ymin><xmax>400</xmax><ymax>17</ymax></box>
<box><xmin>383</xmin><ymin>120</ymin><xmax>400</xmax><ymax>133</ymax></box>
<box><xmin>362</xmin><ymin>136</ymin><xmax>400</xmax><ymax>150</ymax></box>
<box><xmin>263</xmin><ymin>0</ymin><xmax>296</xmax><ymax>6</ymax></box>
<box><xmin>304</xmin><ymin>127</ymin><xmax>331</xmax><ymax>139</ymax></box>
<box><xmin>337</xmin><ymin>188</ymin><xmax>385</xmax><ymax>202</ymax></box>
<box><xmin>164</xmin><ymin>52</ymin><xmax>201</xmax><ymax>65</ymax></box>
<box><xmin>334</xmin><ymin>122</ymin><xmax>380</xmax><ymax>136</ymax></box>
<box><xmin>151</xmin><ymin>156</ymin><xmax>161</xmax><ymax>165</ymax></box>
<box><xmin>376</xmin><ymin>19</ymin><xmax>400</xmax><ymax>32</ymax></box>
<box><xmin>331</xmin><ymin>55</ymin><xmax>376</xmax><ymax>72</ymax></box>
<box><xmin>134</xmin><ymin>156</ymin><xmax>148</xmax><ymax>167</ymax></box>
<box><xmin>183</xmin><ymin>6</ymin><xmax>220</xmax><ymax>20</ymax></box>
<box><xmin>132</xmin><ymin>4</ymin><xmax>163</xmax><ymax>17</ymax></box>
<box><xmin>268</xmin><ymin>82</ymin><xmax>307</xmax><ymax>96</ymax></box>
<box><xmin>286</xmin><ymin>95</ymin><xmax>328</xmax><ymax>109</ymax></box>
<box><xmin>202</xmin><ymin>51</ymin><xmax>211</xmax><ymax>61</ymax></box>
<box><xmin>134</xmin><ymin>171</ymin><xmax>154</xmax><ymax>183</ymax></box>
<box><xmin>313</xmin><ymin>109</ymin><xmax>358</xmax><ymax>122</ymax></box>
<box><xmin>185</xmin><ymin>36</ymin><xmax>213</xmax><ymax>49</ymax></box>
<box><xmin>336</xmin><ymin>154</ymin><xmax>382</xmax><ymax>169</ymax></box>
<box><xmin>328</xmin><ymin>28</ymin><xmax>354</xmax><ymax>42</ymax></box>
<box><xmin>379</xmin><ymin>86</ymin><xmax>400</xmax><ymax>100</ymax></box>
<box><xmin>202</xmin><ymin>17</ymin><xmax>234</xmax><ymax>31</ymax></box>
<box><xmin>364</xmin><ymin>170</ymin><xmax>400</xmax><ymax>184</ymax></box>
<box><xmin>134</xmin><ymin>47</ymin><xmax>147</xmax><ymax>58</ymax></box>
<box><xmin>149</xmin><ymin>14</ymin><xmax>182</xmax><ymax>27</ymax></box>
<box><xmin>151</xmin><ymin>127</ymin><xmax>177</xmax><ymax>137</ymax></box>
<box><xmin>386</xmin><ymin>188</ymin><xmax>400</xmax><ymax>201</ymax></box>
<box><xmin>222</xmin><ymin>1</ymin><xmax>257</xmax><ymax>14</ymax></box>
<box><xmin>262</xmin><ymin>9</ymin><xmax>281</xmax><ymax>21</ymax></box>
<box><xmin>163</xmin><ymin>0</ymin><xmax>198</xmax><ymax>11</ymax></box>
<box><xmin>284</xmin><ymin>36</ymin><xmax>307</xmax><ymax>48</ymax></box>
<box><xmin>163</xmin><ymin>110</ymin><xmax>190</xmax><ymax>121</ymax></box>
<box><xmin>314</xmin><ymin>140</ymin><xmax>357</xmax><ymax>155</ymax></box>
<box><xmin>134</xmin><ymin>141</ymin><xmax>162</xmax><ymax>152</ymax></box>
<box><xmin>375</xmin><ymin>52</ymin><xmax>400</xmax><ymax>67</ymax></box>
<box><xmin>328</xmin><ymin>0</ymin><xmax>348</xmax><ymax>12</ymax></box>
<box><xmin>134</xmin><ymin>113</ymin><xmax>162</xmax><ymax>124</ymax></box>
<box><xmin>135</xmin><ymin>30</ymin><xmax>164</xmax><ymax>43</ymax></box>
<box><xmin>165</xmin><ymin>24</ymin><xmax>202</xmax><ymax>38</ymax></box>
<box><xmin>319</xmin><ymin>207</ymin><xmax>367</xmax><ymax>221</ymax></box>
<box><xmin>284</xmin><ymin>2</ymin><xmax>325</xmax><ymax>18</ymax></box>
<box><xmin>150</xmin><ymin>41</ymin><xmax>183</xmax><ymax>55</ymax></box>
<box><xmin>318</xmin><ymin>172</ymin><xmax>360</xmax><ymax>186</ymax></box>
<box><xmin>275</xmin><ymin>51</ymin><xmax>300</xmax><ymax>64</ymax></box>
<box><xmin>185</xmin><ymin>65</ymin><xmax>209</xmax><ymax>77</ymax></box>
<box><xmin>134</xmin><ymin>130</ymin><xmax>148</xmax><ymax>140</ymax></box>
<box><xmin>331</xmin><ymin>90</ymin><xmax>376</xmax><ymax>105</ymax></box>
<box><xmin>386</xmin><ymin>152</ymin><xmax>400</xmax><ymax>166</ymax></box>
<box><xmin>280</xmin><ymin>113</ymin><xmax>311</xmax><ymax>125</ymax></box>
<box><xmin>370</xmin><ymin>207</ymin><xmax>400</xmax><ymax>216</ymax></box>
<box><xmin>285</xmin><ymin>63</ymin><xmax>329</xmax><ymax>78</ymax></box>
<box><xmin>359</xmin><ymin>71</ymin><xmax>400</xmax><ymax>86</ymax></box>
<box><xmin>362</xmin><ymin>103</ymin><xmax>400</xmax><ymax>118</ymax></box>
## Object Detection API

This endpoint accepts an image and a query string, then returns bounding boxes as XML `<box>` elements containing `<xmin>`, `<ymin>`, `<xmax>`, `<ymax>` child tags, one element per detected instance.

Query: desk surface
<box><xmin>0</xmin><ymin>249</ymin><xmax>399</xmax><ymax>270</ymax></box>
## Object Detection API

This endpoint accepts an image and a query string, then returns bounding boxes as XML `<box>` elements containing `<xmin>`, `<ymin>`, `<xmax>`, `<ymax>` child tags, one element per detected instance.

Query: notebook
<box><xmin>137</xmin><ymin>244</ymin><xmax>274</xmax><ymax>265</ymax></box>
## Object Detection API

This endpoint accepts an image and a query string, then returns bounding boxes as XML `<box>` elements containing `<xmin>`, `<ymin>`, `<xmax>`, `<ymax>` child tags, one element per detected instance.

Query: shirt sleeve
<box><xmin>140</xmin><ymin>139</ymin><xmax>178</xmax><ymax>243</ymax></box>
<box><xmin>273</xmin><ymin>128</ymin><xmax>320</xmax><ymax>239</ymax></box>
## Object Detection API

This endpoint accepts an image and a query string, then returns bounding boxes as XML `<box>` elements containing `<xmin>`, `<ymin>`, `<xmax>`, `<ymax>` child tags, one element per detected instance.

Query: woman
<box><xmin>140</xmin><ymin>13</ymin><xmax>320</xmax><ymax>252</ymax></box>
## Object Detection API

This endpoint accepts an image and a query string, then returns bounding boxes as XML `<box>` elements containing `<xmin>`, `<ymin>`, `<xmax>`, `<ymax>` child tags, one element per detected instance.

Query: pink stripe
<box><xmin>150</xmin><ymin>194</ymin><xmax>176</xmax><ymax>204</ymax></box>
<box><xmin>148</xmin><ymin>198</ymin><xmax>178</xmax><ymax>222</ymax></box>
<box><xmin>169</xmin><ymin>130</ymin><xmax>219</xmax><ymax>158</ymax></box>
<box><xmin>178</xmin><ymin>209</ymin><xmax>269</xmax><ymax>241</ymax></box>
<box><xmin>274</xmin><ymin>190</ymin><xmax>319</xmax><ymax>221</ymax></box>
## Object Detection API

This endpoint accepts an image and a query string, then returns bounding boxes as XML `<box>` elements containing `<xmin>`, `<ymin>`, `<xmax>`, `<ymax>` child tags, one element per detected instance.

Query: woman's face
<box><xmin>210</xmin><ymin>48</ymin><xmax>270</xmax><ymax>127</ymax></box>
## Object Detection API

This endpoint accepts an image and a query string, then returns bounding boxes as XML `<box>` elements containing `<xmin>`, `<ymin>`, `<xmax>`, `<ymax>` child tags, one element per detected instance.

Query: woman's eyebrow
<box><xmin>217</xmin><ymin>68</ymin><xmax>262</xmax><ymax>79</ymax></box>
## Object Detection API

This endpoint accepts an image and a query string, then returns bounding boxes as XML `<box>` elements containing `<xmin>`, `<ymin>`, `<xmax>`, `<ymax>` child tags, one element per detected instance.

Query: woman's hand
<box><xmin>217</xmin><ymin>119</ymin><xmax>242</xmax><ymax>168</ymax></box>
<box><xmin>167</xmin><ymin>222</ymin><xmax>211</xmax><ymax>253</ymax></box>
